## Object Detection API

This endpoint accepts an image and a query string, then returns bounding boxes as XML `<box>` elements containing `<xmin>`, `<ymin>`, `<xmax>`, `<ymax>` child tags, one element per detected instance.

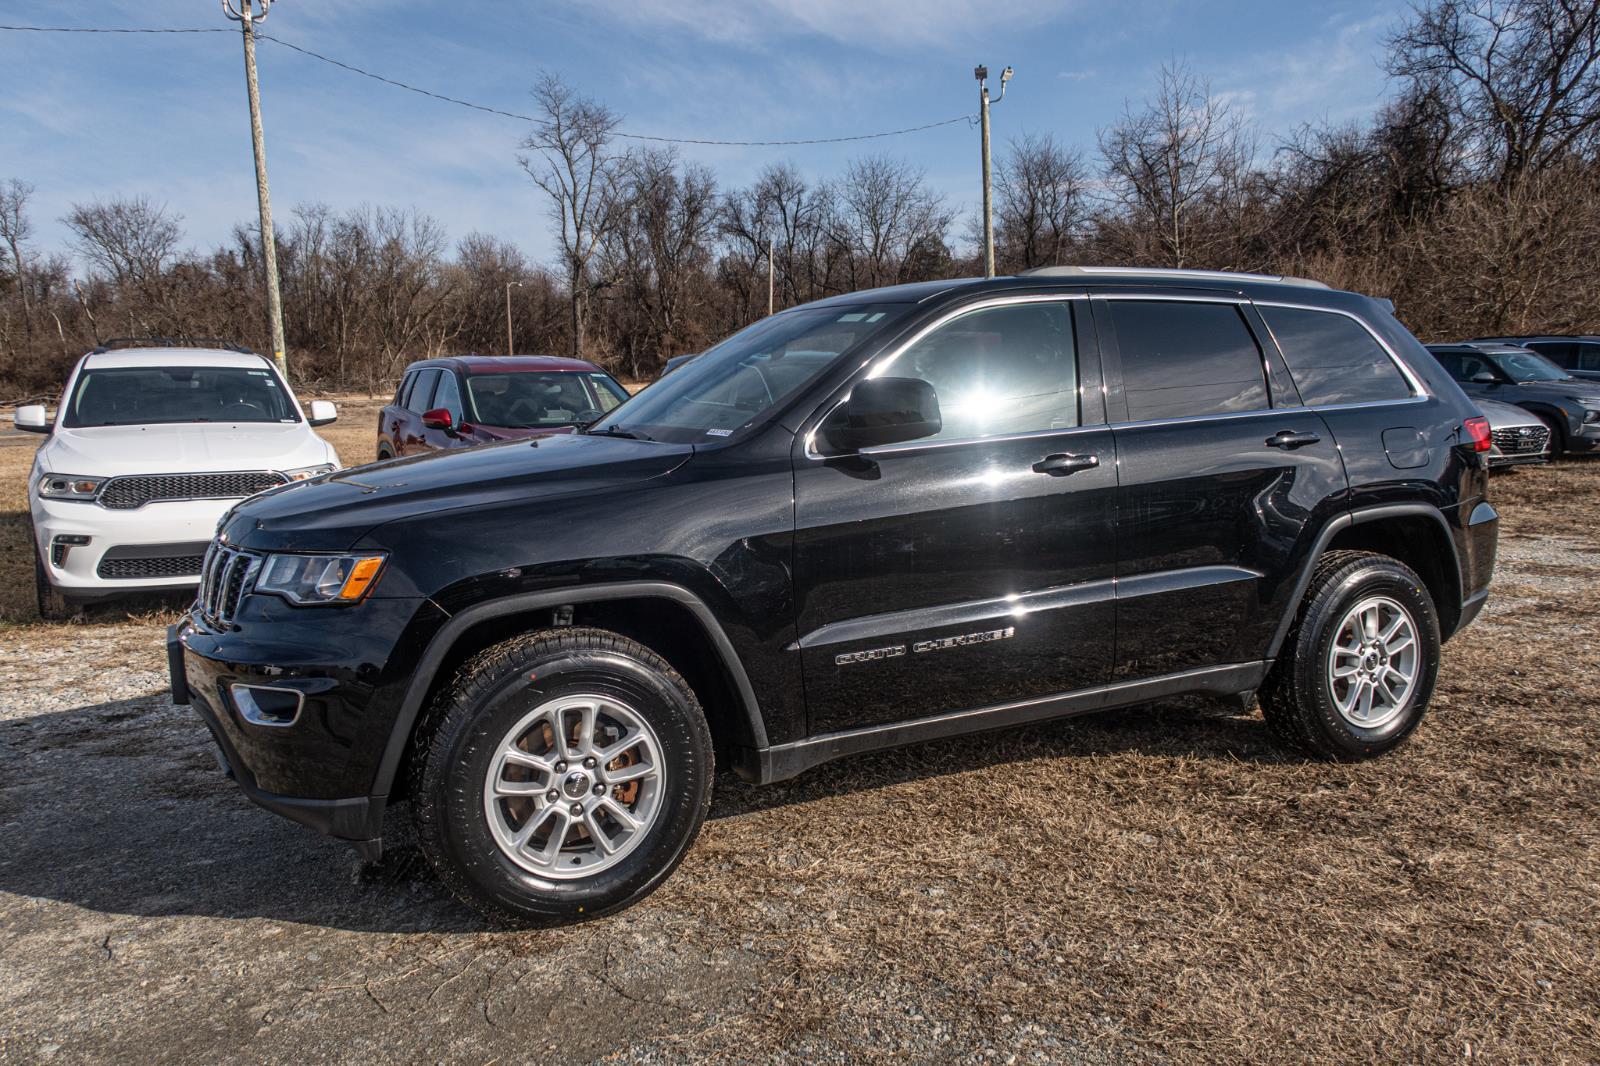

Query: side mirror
<box><xmin>307</xmin><ymin>399</ymin><xmax>338</xmax><ymax>426</ymax></box>
<box><xmin>14</xmin><ymin>405</ymin><xmax>50</xmax><ymax>434</ymax></box>
<box><xmin>421</xmin><ymin>407</ymin><xmax>456</xmax><ymax>433</ymax></box>
<box><xmin>823</xmin><ymin>377</ymin><xmax>941</xmax><ymax>453</ymax></box>
<box><xmin>1471</xmin><ymin>372</ymin><xmax>1498</xmax><ymax>384</ymax></box>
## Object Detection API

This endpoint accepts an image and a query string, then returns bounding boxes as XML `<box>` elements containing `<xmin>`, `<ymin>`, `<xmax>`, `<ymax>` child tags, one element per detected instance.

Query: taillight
<box><xmin>1464</xmin><ymin>416</ymin><xmax>1492</xmax><ymax>453</ymax></box>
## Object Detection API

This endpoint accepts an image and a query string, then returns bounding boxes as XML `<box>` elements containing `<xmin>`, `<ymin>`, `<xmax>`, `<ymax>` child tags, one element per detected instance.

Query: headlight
<box><xmin>283</xmin><ymin>463</ymin><xmax>338</xmax><ymax>482</ymax></box>
<box><xmin>255</xmin><ymin>552</ymin><xmax>386</xmax><ymax>605</ymax></box>
<box><xmin>37</xmin><ymin>473</ymin><xmax>106</xmax><ymax>501</ymax></box>
<box><xmin>1583</xmin><ymin>409</ymin><xmax>1600</xmax><ymax>425</ymax></box>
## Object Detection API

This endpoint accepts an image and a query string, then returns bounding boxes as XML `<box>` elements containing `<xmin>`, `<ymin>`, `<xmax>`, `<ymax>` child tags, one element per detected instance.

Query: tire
<box><xmin>1536</xmin><ymin>413</ymin><xmax>1567</xmax><ymax>460</ymax></box>
<box><xmin>1259</xmin><ymin>550</ymin><xmax>1440</xmax><ymax>761</ymax></box>
<box><xmin>34</xmin><ymin>544</ymin><xmax>74</xmax><ymax>622</ymax></box>
<box><xmin>410</xmin><ymin>627</ymin><xmax>714</xmax><ymax>926</ymax></box>
<box><xmin>376</xmin><ymin>446</ymin><xmax>393</xmax><ymax>461</ymax></box>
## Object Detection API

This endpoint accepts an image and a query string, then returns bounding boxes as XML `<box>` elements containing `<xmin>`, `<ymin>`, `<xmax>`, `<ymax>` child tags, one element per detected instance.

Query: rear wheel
<box><xmin>410</xmin><ymin>628</ymin><xmax>713</xmax><ymax>926</ymax></box>
<box><xmin>1260</xmin><ymin>550</ymin><xmax>1440</xmax><ymax>761</ymax></box>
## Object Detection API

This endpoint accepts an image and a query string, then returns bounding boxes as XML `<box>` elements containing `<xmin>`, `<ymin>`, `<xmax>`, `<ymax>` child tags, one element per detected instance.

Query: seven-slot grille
<box><xmin>98</xmin><ymin>471</ymin><xmax>287</xmax><ymax>510</ymax></box>
<box><xmin>196</xmin><ymin>543</ymin><xmax>262</xmax><ymax>624</ymax></box>
<box><xmin>1490</xmin><ymin>424</ymin><xmax>1550</xmax><ymax>455</ymax></box>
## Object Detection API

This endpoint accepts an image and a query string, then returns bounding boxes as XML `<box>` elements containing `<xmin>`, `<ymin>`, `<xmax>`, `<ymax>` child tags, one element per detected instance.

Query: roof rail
<box><xmin>90</xmin><ymin>336</ymin><xmax>259</xmax><ymax>355</ymax></box>
<box><xmin>1016</xmin><ymin>265</ymin><xmax>1331</xmax><ymax>290</ymax></box>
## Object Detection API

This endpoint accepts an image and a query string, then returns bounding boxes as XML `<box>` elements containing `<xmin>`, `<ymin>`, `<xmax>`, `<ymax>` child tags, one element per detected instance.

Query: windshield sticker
<box><xmin>836</xmin><ymin>313</ymin><xmax>866</xmax><ymax>322</ymax></box>
<box><xmin>706</xmin><ymin>428</ymin><xmax>733</xmax><ymax>437</ymax></box>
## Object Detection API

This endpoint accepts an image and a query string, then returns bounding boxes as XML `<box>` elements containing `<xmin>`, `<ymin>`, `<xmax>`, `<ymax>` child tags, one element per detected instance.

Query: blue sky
<box><xmin>0</xmin><ymin>0</ymin><xmax>1402</xmax><ymax>268</ymax></box>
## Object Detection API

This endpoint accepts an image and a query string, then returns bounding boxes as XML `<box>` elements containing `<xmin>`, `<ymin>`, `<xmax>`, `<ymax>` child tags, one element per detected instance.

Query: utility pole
<box><xmin>766</xmin><ymin>237</ymin><xmax>775</xmax><ymax>317</ymax></box>
<box><xmin>223</xmin><ymin>0</ymin><xmax>287</xmax><ymax>376</ymax></box>
<box><xmin>505</xmin><ymin>280</ymin><xmax>523</xmax><ymax>356</ymax></box>
<box><xmin>975</xmin><ymin>64</ymin><xmax>1013</xmax><ymax>278</ymax></box>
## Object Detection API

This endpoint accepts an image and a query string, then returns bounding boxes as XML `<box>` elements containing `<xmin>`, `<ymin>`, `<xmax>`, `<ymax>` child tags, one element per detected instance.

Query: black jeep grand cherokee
<box><xmin>170</xmin><ymin>266</ymin><xmax>1499</xmax><ymax>924</ymax></box>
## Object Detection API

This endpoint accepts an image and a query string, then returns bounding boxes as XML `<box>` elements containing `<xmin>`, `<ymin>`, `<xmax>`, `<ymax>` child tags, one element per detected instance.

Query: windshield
<box><xmin>1487</xmin><ymin>350</ymin><xmax>1571</xmax><ymax>382</ymax></box>
<box><xmin>466</xmin><ymin>371</ymin><xmax>629</xmax><ymax>428</ymax></box>
<box><xmin>590</xmin><ymin>303</ymin><xmax>911</xmax><ymax>443</ymax></box>
<box><xmin>62</xmin><ymin>365</ymin><xmax>299</xmax><ymax>428</ymax></box>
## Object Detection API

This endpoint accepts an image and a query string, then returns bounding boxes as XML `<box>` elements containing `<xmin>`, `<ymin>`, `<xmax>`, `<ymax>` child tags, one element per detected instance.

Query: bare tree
<box><xmin>829</xmin><ymin>156</ymin><xmax>954</xmax><ymax>290</ymax></box>
<box><xmin>993</xmin><ymin>134</ymin><xmax>1088</xmax><ymax>271</ymax></box>
<box><xmin>1389</xmin><ymin>0</ymin><xmax>1600</xmax><ymax>187</ymax></box>
<box><xmin>0</xmin><ymin>179</ymin><xmax>35</xmax><ymax>337</ymax></box>
<box><xmin>519</xmin><ymin>73</ymin><xmax>629</xmax><ymax>359</ymax></box>
<box><xmin>1097</xmin><ymin>61</ymin><xmax>1255</xmax><ymax>267</ymax></box>
<box><xmin>63</xmin><ymin>196</ymin><xmax>183</xmax><ymax>288</ymax></box>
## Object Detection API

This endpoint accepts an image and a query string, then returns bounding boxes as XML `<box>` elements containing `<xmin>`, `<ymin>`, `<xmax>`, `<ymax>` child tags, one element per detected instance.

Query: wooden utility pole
<box><xmin>767</xmin><ymin>237</ymin><xmax>775</xmax><ymax>317</ymax></box>
<box><xmin>975</xmin><ymin>65</ymin><xmax>1012</xmax><ymax>278</ymax></box>
<box><xmin>224</xmin><ymin>0</ymin><xmax>287</xmax><ymax>375</ymax></box>
<box><xmin>505</xmin><ymin>280</ymin><xmax>522</xmax><ymax>356</ymax></box>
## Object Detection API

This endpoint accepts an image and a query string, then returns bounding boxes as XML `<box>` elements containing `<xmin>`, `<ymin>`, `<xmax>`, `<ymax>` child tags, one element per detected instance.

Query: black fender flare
<box><xmin>1264</xmin><ymin>503</ymin><xmax>1463</xmax><ymax>660</ymax></box>
<box><xmin>370</xmin><ymin>581</ymin><xmax>770</xmax><ymax>800</ymax></box>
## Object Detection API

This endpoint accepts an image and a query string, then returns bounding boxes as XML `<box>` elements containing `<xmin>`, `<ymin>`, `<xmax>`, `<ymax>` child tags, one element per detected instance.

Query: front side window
<box><xmin>590</xmin><ymin>373</ymin><xmax>629</xmax><ymax>412</ymax></box>
<box><xmin>467</xmin><ymin>372</ymin><xmax>615</xmax><ymax>428</ymax></box>
<box><xmin>1109</xmin><ymin>301</ymin><xmax>1269</xmax><ymax>421</ymax></box>
<box><xmin>877</xmin><ymin>300</ymin><xmax>1079</xmax><ymax>441</ymax></box>
<box><xmin>432</xmin><ymin>370</ymin><xmax>464</xmax><ymax>419</ymax></box>
<box><xmin>589</xmin><ymin>303</ymin><xmax>912</xmax><ymax>443</ymax></box>
<box><xmin>63</xmin><ymin>366</ymin><xmax>298</xmax><ymax>428</ymax></box>
<box><xmin>1259</xmin><ymin>306</ymin><xmax>1413</xmax><ymax>405</ymax></box>
<box><xmin>405</xmin><ymin>369</ymin><xmax>441</xmax><ymax>413</ymax></box>
<box><xmin>1430</xmin><ymin>349</ymin><xmax>1496</xmax><ymax>382</ymax></box>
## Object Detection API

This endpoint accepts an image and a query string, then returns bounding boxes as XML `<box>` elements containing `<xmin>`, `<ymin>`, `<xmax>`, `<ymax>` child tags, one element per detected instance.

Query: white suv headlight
<box><xmin>37</xmin><ymin>473</ymin><xmax>106</xmax><ymax>501</ymax></box>
<box><xmin>283</xmin><ymin>463</ymin><xmax>338</xmax><ymax>482</ymax></box>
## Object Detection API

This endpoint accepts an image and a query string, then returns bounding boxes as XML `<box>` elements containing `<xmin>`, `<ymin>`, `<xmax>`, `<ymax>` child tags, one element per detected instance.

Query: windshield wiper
<box><xmin>587</xmin><ymin>424</ymin><xmax>654</xmax><ymax>441</ymax></box>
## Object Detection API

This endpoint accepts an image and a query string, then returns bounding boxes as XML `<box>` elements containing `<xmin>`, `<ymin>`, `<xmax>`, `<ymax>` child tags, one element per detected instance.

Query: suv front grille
<box><xmin>98</xmin><ymin>471</ymin><xmax>287</xmax><ymax>510</ymax></box>
<box><xmin>1490</xmin><ymin>425</ymin><xmax>1550</xmax><ymax>455</ymax></box>
<box><xmin>196</xmin><ymin>543</ymin><xmax>262</xmax><ymax>624</ymax></box>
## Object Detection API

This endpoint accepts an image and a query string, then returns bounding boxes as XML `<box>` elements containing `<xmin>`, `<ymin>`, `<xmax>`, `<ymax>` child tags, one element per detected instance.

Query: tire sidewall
<box><xmin>1297</xmin><ymin>561</ymin><xmax>1440</xmax><ymax>758</ymax></box>
<box><xmin>428</xmin><ymin>647</ymin><xmax>711</xmax><ymax>922</ymax></box>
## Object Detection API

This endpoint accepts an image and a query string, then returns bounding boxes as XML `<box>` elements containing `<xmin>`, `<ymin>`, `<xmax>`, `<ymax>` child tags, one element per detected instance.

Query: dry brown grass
<box><xmin>1</xmin><ymin>404</ymin><xmax>1596</xmax><ymax>1062</ymax></box>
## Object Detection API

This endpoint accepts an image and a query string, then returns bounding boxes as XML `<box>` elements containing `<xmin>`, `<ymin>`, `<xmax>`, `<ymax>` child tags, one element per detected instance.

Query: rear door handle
<box><xmin>1265</xmin><ymin>430</ymin><xmax>1322</xmax><ymax>449</ymax></box>
<box><xmin>1032</xmin><ymin>452</ymin><xmax>1100</xmax><ymax>476</ymax></box>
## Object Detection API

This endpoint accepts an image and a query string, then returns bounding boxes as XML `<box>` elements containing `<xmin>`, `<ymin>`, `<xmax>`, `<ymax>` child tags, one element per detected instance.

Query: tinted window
<box><xmin>1429</xmin><ymin>349</ymin><xmax>1496</xmax><ymax>382</ymax></box>
<box><xmin>882</xmin><ymin>301</ymin><xmax>1078</xmax><ymax>441</ymax></box>
<box><xmin>432</xmin><ymin>370</ymin><xmax>464</xmax><ymax>419</ymax></box>
<box><xmin>1526</xmin><ymin>342</ymin><xmax>1576</xmax><ymax>368</ymax></box>
<box><xmin>64</xmin><ymin>366</ymin><xmax>298</xmax><ymax>428</ymax></box>
<box><xmin>405</xmin><ymin>369</ymin><xmax>441</xmax><ymax>413</ymax></box>
<box><xmin>1259</xmin><ymin>306</ymin><xmax>1412</xmax><ymax>405</ymax></box>
<box><xmin>396</xmin><ymin>371</ymin><xmax>415</xmax><ymax>407</ymax></box>
<box><xmin>1579</xmin><ymin>344</ymin><xmax>1600</xmax><ymax>372</ymax></box>
<box><xmin>1110</xmin><ymin>301</ymin><xmax>1268</xmax><ymax>421</ymax></box>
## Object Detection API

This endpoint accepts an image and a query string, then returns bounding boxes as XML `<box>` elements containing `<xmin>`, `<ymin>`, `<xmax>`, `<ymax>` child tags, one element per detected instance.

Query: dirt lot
<box><xmin>1</xmin><ymin>402</ymin><xmax>1597</xmax><ymax>1063</ymax></box>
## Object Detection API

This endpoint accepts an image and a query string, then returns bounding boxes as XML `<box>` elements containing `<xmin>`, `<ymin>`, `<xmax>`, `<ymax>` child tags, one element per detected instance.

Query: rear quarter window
<box><xmin>1259</xmin><ymin>306</ymin><xmax>1413</xmax><ymax>405</ymax></box>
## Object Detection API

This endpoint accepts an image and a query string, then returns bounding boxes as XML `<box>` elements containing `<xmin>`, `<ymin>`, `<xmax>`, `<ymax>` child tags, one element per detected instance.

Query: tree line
<box><xmin>4</xmin><ymin>0</ymin><xmax>1600</xmax><ymax>399</ymax></box>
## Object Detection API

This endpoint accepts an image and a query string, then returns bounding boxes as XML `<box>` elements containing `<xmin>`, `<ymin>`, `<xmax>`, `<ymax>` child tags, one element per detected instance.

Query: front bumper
<box><xmin>33</xmin><ymin>495</ymin><xmax>236</xmax><ymax>591</ymax></box>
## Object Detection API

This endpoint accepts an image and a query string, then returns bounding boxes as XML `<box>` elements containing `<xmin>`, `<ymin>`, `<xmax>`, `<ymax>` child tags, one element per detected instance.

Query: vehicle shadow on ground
<box><xmin>0</xmin><ymin>690</ymin><xmax>1292</xmax><ymax>934</ymax></box>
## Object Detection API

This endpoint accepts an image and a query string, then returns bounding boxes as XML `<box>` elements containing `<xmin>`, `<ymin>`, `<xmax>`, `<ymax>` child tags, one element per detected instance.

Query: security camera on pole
<box><xmin>975</xmin><ymin>64</ymin><xmax>1012</xmax><ymax>279</ymax></box>
<box><xmin>222</xmin><ymin>0</ymin><xmax>288</xmax><ymax>376</ymax></box>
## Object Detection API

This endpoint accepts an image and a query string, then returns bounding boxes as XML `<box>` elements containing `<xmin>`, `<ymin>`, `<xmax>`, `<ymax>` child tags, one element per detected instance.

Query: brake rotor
<box><xmin>607</xmin><ymin>749</ymin><xmax>641</xmax><ymax>806</ymax></box>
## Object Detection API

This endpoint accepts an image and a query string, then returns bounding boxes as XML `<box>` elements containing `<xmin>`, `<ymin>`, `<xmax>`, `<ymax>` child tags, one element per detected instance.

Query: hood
<box><xmin>462</xmin><ymin>423</ymin><xmax>580</xmax><ymax>444</ymax></box>
<box><xmin>1500</xmin><ymin>378</ymin><xmax>1600</xmax><ymax>402</ymax></box>
<box><xmin>223</xmin><ymin>431</ymin><xmax>694</xmax><ymax>551</ymax></box>
<box><xmin>1474</xmin><ymin>398</ymin><xmax>1544</xmax><ymax>428</ymax></box>
<box><xmin>40</xmin><ymin>422</ymin><xmax>332</xmax><ymax>476</ymax></box>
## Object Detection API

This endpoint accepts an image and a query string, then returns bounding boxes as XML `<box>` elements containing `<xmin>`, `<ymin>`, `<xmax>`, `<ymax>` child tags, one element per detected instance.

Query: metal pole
<box><xmin>767</xmin><ymin>237</ymin><xmax>775</xmax><ymax>317</ymax></box>
<box><xmin>978</xmin><ymin>68</ymin><xmax>994</xmax><ymax>278</ymax></box>
<box><xmin>225</xmin><ymin>0</ymin><xmax>287</xmax><ymax>376</ymax></box>
<box><xmin>505</xmin><ymin>281</ymin><xmax>516</xmax><ymax>356</ymax></box>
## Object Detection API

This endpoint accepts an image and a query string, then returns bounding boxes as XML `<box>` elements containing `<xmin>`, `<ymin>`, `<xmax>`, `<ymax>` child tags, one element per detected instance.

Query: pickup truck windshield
<box><xmin>62</xmin><ymin>366</ymin><xmax>299</xmax><ymax>427</ymax></box>
<box><xmin>589</xmin><ymin>303</ymin><xmax>910</xmax><ymax>444</ymax></box>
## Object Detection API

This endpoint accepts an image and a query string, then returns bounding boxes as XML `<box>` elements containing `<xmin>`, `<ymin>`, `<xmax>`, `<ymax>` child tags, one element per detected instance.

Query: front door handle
<box><xmin>1032</xmin><ymin>452</ymin><xmax>1100</xmax><ymax>476</ymax></box>
<box><xmin>1265</xmin><ymin>430</ymin><xmax>1322</xmax><ymax>449</ymax></box>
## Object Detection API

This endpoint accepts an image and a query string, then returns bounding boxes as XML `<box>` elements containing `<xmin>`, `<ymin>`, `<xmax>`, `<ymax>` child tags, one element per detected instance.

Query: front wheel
<box><xmin>34</xmin><ymin>543</ymin><xmax>75</xmax><ymax>622</ymax></box>
<box><xmin>410</xmin><ymin>628</ymin><xmax>713</xmax><ymax>926</ymax></box>
<box><xmin>1260</xmin><ymin>550</ymin><xmax>1441</xmax><ymax>761</ymax></box>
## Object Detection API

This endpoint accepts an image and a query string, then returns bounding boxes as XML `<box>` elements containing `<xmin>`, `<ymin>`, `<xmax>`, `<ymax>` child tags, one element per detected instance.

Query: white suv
<box><xmin>16</xmin><ymin>344</ymin><xmax>342</xmax><ymax>619</ymax></box>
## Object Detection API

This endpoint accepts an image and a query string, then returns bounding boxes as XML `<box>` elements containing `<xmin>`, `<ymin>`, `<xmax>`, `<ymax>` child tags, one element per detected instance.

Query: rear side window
<box><xmin>1109</xmin><ymin>301</ymin><xmax>1268</xmax><ymax>421</ymax></box>
<box><xmin>406</xmin><ymin>369</ymin><xmax>441</xmax><ymax>413</ymax></box>
<box><xmin>1526</xmin><ymin>342</ymin><xmax>1576</xmax><ymax>368</ymax></box>
<box><xmin>888</xmin><ymin>300</ymin><xmax>1079</xmax><ymax>441</ymax></box>
<box><xmin>396</xmin><ymin>371</ymin><xmax>415</xmax><ymax>407</ymax></box>
<box><xmin>1259</xmin><ymin>306</ymin><xmax>1413</xmax><ymax>405</ymax></box>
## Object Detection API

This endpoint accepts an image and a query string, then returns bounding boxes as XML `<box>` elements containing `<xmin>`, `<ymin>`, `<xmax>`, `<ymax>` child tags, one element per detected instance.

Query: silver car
<box><xmin>1477</xmin><ymin>398</ymin><xmax>1551</xmax><ymax>468</ymax></box>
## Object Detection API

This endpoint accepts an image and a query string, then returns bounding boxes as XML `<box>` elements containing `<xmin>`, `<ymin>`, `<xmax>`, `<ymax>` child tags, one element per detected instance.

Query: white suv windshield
<box><xmin>63</xmin><ymin>366</ymin><xmax>299</xmax><ymax>427</ymax></box>
<box><xmin>589</xmin><ymin>303</ymin><xmax>910</xmax><ymax>444</ymax></box>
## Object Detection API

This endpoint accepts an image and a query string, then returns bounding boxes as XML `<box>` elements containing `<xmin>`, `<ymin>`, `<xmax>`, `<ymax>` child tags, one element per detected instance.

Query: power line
<box><xmin>0</xmin><ymin>23</ymin><xmax>977</xmax><ymax>147</ymax></box>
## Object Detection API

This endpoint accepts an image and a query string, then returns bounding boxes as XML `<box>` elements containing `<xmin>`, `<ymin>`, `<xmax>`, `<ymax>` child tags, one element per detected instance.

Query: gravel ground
<box><xmin>1</xmin><ymin>410</ymin><xmax>1597</xmax><ymax>1064</ymax></box>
